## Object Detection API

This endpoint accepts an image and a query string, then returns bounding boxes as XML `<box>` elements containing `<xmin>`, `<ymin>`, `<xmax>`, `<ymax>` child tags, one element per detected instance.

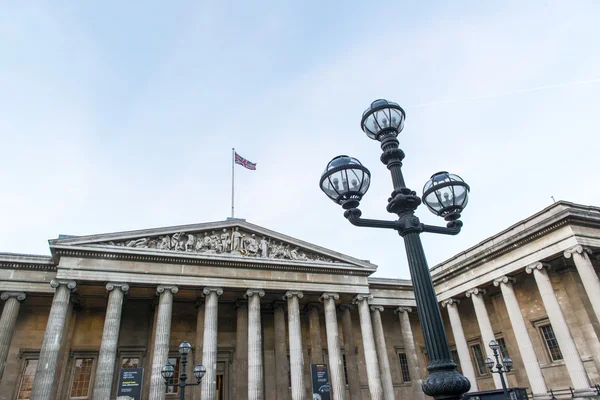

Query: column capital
<box><xmin>245</xmin><ymin>289</ymin><xmax>265</xmax><ymax>299</ymax></box>
<box><xmin>283</xmin><ymin>291</ymin><xmax>303</xmax><ymax>300</ymax></box>
<box><xmin>106</xmin><ymin>283</ymin><xmax>129</xmax><ymax>293</ymax></box>
<box><xmin>304</xmin><ymin>302</ymin><xmax>321</xmax><ymax>313</ymax></box>
<box><xmin>234</xmin><ymin>299</ymin><xmax>247</xmax><ymax>309</ymax></box>
<box><xmin>339</xmin><ymin>303</ymin><xmax>354</xmax><ymax>312</ymax></box>
<box><xmin>564</xmin><ymin>244</ymin><xmax>592</xmax><ymax>259</ymax></box>
<box><xmin>493</xmin><ymin>275</ymin><xmax>516</xmax><ymax>287</ymax></box>
<box><xmin>352</xmin><ymin>294</ymin><xmax>373</xmax><ymax>304</ymax></box>
<box><xmin>1</xmin><ymin>292</ymin><xmax>26</xmax><ymax>302</ymax></box>
<box><xmin>441</xmin><ymin>298</ymin><xmax>459</xmax><ymax>307</ymax></box>
<box><xmin>394</xmin><ymin>306</ymin><xmax>412</xmax><ymax>314</ymax></box>
<box><xmin>196</xmin><ymin>298</ymin><xmax>205</xmax><ymax>309</ymax></box>
<box><xmin>525</xmin><ymin>262</ymin><xmax>551</xmax><ymax>274</ymax></box>
<box><xmin>370</xmin><ymin>305</ymin><xmax>384</xmax><ymax>313</ymax></box>
<box><xmin>202</xmin><ymin>287</ymin><xmax>223</xmax><ymax>297</ymax></box>
<box><xmin>156</xmin><ymin>285</ymin><xmax>178</xmax><ymax>295</ymax></box>
<box><xmin>272</xmin><ymin>300</ymin><xmax>286</xmax><ymax>310</ymax></box>
<box><xmin>320</xmin><ymin>292</ymin><xmax>339</xmax><ymax>302</ymax></box>
<box><xmin>465</xmin><ymin>288</ymin><xmax>486</xmax><ymax>298</ymax></box>
<box><xmin>50</xmin><ymin>279</ymin><xmax>76</xmax><ymax>291</ymax></box>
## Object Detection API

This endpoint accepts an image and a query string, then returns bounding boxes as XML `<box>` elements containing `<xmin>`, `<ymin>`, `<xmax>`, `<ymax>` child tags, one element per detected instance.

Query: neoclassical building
<box><xmin>0</xmin><ymin>201</ymin><xmax>599</xmax><ymax>400</ymax></box>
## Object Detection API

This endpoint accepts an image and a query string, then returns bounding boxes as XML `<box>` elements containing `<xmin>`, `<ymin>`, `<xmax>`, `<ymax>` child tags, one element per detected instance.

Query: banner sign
<box><xmin>310</xmin><ymin>363</ymin><xmax>331</xmax><ymax>400</ymax></box>
<box><xmin>117</xmin><ymin>368</ymin><xmax>143</xmax><ymax>400</ymax></box>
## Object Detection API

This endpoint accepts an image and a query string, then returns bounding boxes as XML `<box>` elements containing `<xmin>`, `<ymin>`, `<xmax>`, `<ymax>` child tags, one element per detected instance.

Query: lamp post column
<box><xmin>321</xmin><ymin>293</ymin><xmax>345</xmax><ymax>400</ymax></box>
<box><xmin>339</xmin><ymin>304</ymin><xmax>361</xmax><ymax>400</ymax></box>
<box><xmin>0</xmin><ymin>292</ymin><xmax>26</xmax><ymax>380</ymax></box>
<box><xmin>526</xmin><ymin>263</ymin><xmax>595</xmax><ymax>398</ymax></box>
<box><xmin>285</xmin><ymin>291</ymin><xmax>306</xmax><ymax>400</ymax></box>
<box><xmin>353</xmin><ymin>294</ymin><xmax>383</xmax><ymax>400</ymax></box>
<box><xmin>441</xmin><ymin>299</ymin><xmax>478</xmax><ymax>392</ymax></box>
<box><xmin>370</xmin><ymin>306</ymin><xmax>394</xmax><ymax>400</ymax></box>
<box><xmin>466</xmin><ymin>288</ymin><xmax>502</xmax><ymax>390</ymax></box>
<box><xmin>246</xmin><ymin>289</ymin><xmax>265</xmax><ymax>400</ymax></box>
<box><xmin>201</xmin><ymin>287</ymin><xmax>223</xmax><ymax>400</ymax></box>
<box><xmin>394</xmin><ymin>307</ymin><xmax>425</xmax><ymax>400</ymax></box>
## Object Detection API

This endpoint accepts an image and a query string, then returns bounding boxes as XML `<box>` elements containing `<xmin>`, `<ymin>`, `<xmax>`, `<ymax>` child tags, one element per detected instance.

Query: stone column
<box><xmin>526</xmin><ymin>263</ymin><xmax>595</xmax><ymax>397</ymax></box>
<box><xmin>307</xmin><ymin>303</ymin><xmax>323</xmax><ymax>364</ymax></box>
<box><xmin>246</xmin><ymin>289</ymin><xmax>265</xmax><ymax>400</ymax></box>
<box><xmin>201</xmin><ymin>287</ymin><xmax>223</xmax><ymax>400</ymax></box>
<box><xmin>353</xmin><ymin>294</ymin><xmax>383</xmax><ymax>400</ymax></box>
<box><xmin>193</xmin><ymin>298</ymin><xmax>205</xmax><ymax>400</ymax></box>
<box><xmin>339</xmin><ymin>304</ymin><xmax>361</xmax><ymax>400</ymax></box>
<box><xmin>441</xmin><ymin>299</ymin><xmax>478</xmax><ymax>392</ymax></box>
<box><xmin>394</xmin><ymin>307</ymin><xmax>425</xmax><ymax>400</ymax></box>
<box><xmin>0</xmin><ymin>292</ymin><xmax>26</xmax><ymax>380</ymax></box>
<box><xmin>92</xmin><ymin>283</ymin><xmax>129</xmax><ymax>399</ymax></box>
<box><xmin>149</xmin><ymin>285</ymin><xmax>178</xmax><ymax>400</ymax></box>
<box><xmin>370</xmin><ymin>306</ymin><xmax>394</xmax><ymax>400</ymax></box>
<box><xmin>321</xmin><ymin>293</ymin><xmax>345</xmax><ymax>400</ymax></box>
<box><xmin>235</xmin><ymin>300</ymin><xmax>249</xmax><ymax>400</ymax></box>
<box><xmin>285</xmin><ymin>291</ymin><xmax>305</xmax><ymax>400</ymax></box>
<box><xmin>565</xmin><ymin>245</ymin><xmax>600</xmax><ymax>327</ymax></box>
<box><xmin>273</xmin><ymin>301</ymin><xmax>290</xmax><ymax>400</ymax></box>
<box><xmin>30</xmin><ymin>279</ymin><xmax>76</xmax><ymax>400</ymax></box>
<box><xmin>493</xmin><ymin>276</ymin><xmax>548</xmax><ymax>398</ymax></box>
<box><xmin>465</xmin><ymin>288</ymin><xmax>502</xmax><ymax>390</ymax></box>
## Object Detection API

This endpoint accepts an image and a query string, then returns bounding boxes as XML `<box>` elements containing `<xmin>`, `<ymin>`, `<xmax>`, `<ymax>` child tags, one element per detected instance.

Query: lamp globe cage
<box><xmin>503</xmin><ymin>357</ymin><xmax>513</xmax><ymax>371</ymax></box>
<box><xmin>489</xmin><ymin>339</ymin><xmax>500</xmax><ymax>351</ymax></box>
<box><xmin>360</xmin><ymin>99</ymin><xmax>406</xmax><ymax>141</ymax></box>
<box><xmin>179</xmin><ymin>341</ymin><xmax>192</xmax><ymax>355</ymax></box>
<box><xmin>485</xmin><ymin>357</ymin><xmax>494</xmax><ymax>370</ymax></box>
<box><xmin>422</xmin><ymin>171</ymin><xmax>470</xmax><ymax>219</ymax></box>
<box><xmin>320</xmin><ymin>155</ymin><xmax>371</xmax><ymax>209</ymax></box>
<box><xmin>194</xmin><ymin>364</ymin><xmax>207</xmax><ymax>381</ymax></box>
<box><xmin>161</xmin><ymin>364</ymin><xmax>175</xmax><ymax>380</ymax></box>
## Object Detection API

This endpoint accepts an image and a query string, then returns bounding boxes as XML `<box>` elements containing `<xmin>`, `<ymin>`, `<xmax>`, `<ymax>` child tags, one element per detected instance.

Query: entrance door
<box><xmin>215</xmin><ymin>359</ymin><xmax>229</xmax><ymax>400</ymax></box>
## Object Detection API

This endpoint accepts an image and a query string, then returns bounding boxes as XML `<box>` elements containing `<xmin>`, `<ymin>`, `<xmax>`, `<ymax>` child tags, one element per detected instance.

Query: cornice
<box><xmin>0</xmin><ymin>253</ymin><xmax>56</xmax><ymax>271</ymax></box>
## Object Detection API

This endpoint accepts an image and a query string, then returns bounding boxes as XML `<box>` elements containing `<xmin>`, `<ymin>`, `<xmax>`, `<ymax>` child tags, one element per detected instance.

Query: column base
<box><xmin>573</xmin><ymin>388</ymin><xmax>600</xmax><ymax>399</ymax></box>
<box><xmin>532</xmin><ymin>394</ymin><xmax>552</xmax><ymax>400</ymax></box>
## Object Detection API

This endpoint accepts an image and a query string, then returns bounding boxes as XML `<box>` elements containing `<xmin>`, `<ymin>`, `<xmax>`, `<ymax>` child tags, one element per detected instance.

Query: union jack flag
<box><xmin>235</xmin><ymin>152</ymin><xmax>257</xmax><ymax>170</ymax></box>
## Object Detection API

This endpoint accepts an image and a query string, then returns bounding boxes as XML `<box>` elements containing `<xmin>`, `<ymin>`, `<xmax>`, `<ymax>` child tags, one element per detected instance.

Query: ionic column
<box><xmin>441</xmin><ymin>299</ymin><xmax>478</xmax><ymax>392</ymax></box>
<box><xmin>526</xmin><ymin>263</ymin><xmax>595</xmax><ymax>397</ymax></box>
<box><xmin>321</xmin><ymin>293</ymin><xmax>345</xmax><ymax>400</ymax></box>
<box><xmin>394</xmin><ymin>307</ymin><xmax>424</xmax><ymax>400</ymax></box>
<box><xmin>284</xmin><ymin>291</ymin><xmax>305</xmax><ymax>400</ymax></box>
<box><xmin>0</xmin><ymin>292</ymin><xmax>26</xmax><ymax>379</ymax></box>
<box><xmin>92</xmin><ymin>283</ymin><xmax>129</xmax><ymax>399</ymax></box>
<box><xmin>493</xmin><ymin>276</ymin><xmax>548</xmax><ymax>398</ymax></box>
<box><xmin>201</xmin><ymin>287</ymin><xmax>223</xmax><ymax>400</ymax></box>
<box><xmin>273</xmin><ymin>301</ymin><xmax>290</xmax><ymax>400</ymax></box>
<box><xmin>193</xmin><ymin>298</ymin><xmax>205</xmax><ymax>400</ymax></box>
<box><xmin>339</xmin><ymin>304</ymin><xmax>361</xmax><ymax>400</ymax></box>
<box><xmin>246</xmin><ymin>289</ymin><xmax>265</xmax><ymax>400</ymax></box>
<box><xmin>369</xmin><ymin>306</ymin><xmax>394</xmax><ymax>400</ymax></box>
<box><xmin>30</xmin><ymin>279</ymin><xmax>76</xmax><ymax>400</ymax></box>
<box><xmin>465</xmin><ymin>288</ymin><xmax>502</xmax><ymax>390</ymax></box>
<box><xmin>353</xmin><ymin>294</ymin><xmax>383</xmax><ymax>400</ymax></box>
<box><xmin>307</xmin><ymin>303</ymin><xmax>323</xmax><ymax>364</ymax></box>
<box><xmin>235</xmin><ymin>300</ymin><xmax>249</xmax><ymax>400</ymax></box>
<box><xmin>564</xmin><ymin>245</ymin><xmax>600</xmax><ymax>327</ymax></box>
<box><xmin>148</xmin><ymin>285</ymin><xmax>178</xmax><ymax>400</ymax></box>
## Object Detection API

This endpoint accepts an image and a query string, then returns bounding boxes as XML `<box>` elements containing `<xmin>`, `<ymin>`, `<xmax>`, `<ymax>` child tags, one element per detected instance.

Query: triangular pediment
<box><xmin>49</xmin><ymin>219</ymin><xmax>376</xmax><ymax>270</ymax></box>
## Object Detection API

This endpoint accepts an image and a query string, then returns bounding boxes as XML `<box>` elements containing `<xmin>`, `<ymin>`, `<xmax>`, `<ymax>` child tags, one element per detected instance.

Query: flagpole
<box><xmin>231</xmin><ymin>148</ymin><xmax>235</xmax><ymax>218</ymax></box>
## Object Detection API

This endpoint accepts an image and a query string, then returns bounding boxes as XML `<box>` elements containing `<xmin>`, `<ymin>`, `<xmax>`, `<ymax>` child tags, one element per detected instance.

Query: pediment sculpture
<box><xmin>104</xmin><ymin>227</ymin><xmax>337</xmax><ymax>263</ymax></box>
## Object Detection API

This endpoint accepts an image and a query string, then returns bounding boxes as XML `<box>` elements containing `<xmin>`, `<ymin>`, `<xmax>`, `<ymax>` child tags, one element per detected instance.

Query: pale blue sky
<box><xmin>1</xmin><ymin>1</ymin><xmax>598</xmax><ymax>278</ymax></box>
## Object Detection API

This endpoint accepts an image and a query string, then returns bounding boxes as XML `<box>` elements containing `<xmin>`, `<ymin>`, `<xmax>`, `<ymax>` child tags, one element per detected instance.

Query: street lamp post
<box><xmin>161</xmin><ymin>341</ymin><xmax>206</xmax><ymax>400</ymax></box>
<box><xmin>485</xmin><ymin>340</ymin><xmax>513</xmax><ymax>400</ymax></box>
<box><xmin>319</xmin><ymin>99</ymin><xmax>472</xmax><ymax>400</ymax></box>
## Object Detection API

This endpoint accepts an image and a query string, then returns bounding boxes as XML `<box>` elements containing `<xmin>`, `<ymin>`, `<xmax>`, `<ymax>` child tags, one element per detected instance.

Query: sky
<box><xmin>1</xmin><ymin>1</ymin><xmax>599</xmax><ymax>278</ymax></box>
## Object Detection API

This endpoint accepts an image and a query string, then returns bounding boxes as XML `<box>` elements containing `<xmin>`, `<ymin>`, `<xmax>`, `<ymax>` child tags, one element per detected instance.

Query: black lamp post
<box><xmin>485</xmin><ymin>340</ymin><xmax>513</xmax><ymax>400</ymax></box>
<box><xmin>161</xmin><ymin>341</ymin><xmax>206</xmax><ymax>400</ymax></box>
<box><xmin>319</xmin><ymin>99</ymin><xmax>471</xmax><ymax>400</ymax></box>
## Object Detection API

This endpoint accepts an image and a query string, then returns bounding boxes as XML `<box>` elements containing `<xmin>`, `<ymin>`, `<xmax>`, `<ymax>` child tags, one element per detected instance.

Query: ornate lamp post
<box><xmin>319</xmin><ymin>99</ymin><xmax>471</xmax><ymax>400</ymax></box>
<box><xmin>161</xmin><ymin>341</ymin><xmax>206</xmax><ymax>400</ymax></box>
<box><xmin>485</xmin><ymin>339</ymin><xmax>513</xmax><ymax>399</ymax></box>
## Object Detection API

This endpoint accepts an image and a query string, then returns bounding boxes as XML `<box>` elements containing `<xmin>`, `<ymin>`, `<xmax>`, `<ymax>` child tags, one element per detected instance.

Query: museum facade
<box><xmin>0</xmin><ymin>201</ymin><xmax>599</xmax><ymax>400</ymax></box>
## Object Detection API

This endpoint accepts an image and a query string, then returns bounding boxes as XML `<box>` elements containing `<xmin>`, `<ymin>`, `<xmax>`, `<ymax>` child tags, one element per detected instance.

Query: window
<box><xmin>165</xmin><ymin>357</ymin><xmax>181</xmax><ymax>395</ymax></box>
<box><xmin>398</xmin><ymin>353</ymin><xmax>411</xmax><ymax>383</ymax></box>
<box><xmin>17</xmin><ymin>359</ymin><xmax>38</xmax><ymax>400</ymax></box>
<box><xmin>70</xmin><ymin>358</ymin><xmax>94</xmax><ymax>399</ymax></box>
<box><xmin>450</xmin><ymin>349</ymin><xmax>462</xmax><ymax>374</ymax></box>
<box><xmin>122</xmin><ymin>357</ymin><xmax>140</xmax><ymax>369</ymax></box>
<box><xmin>540</xmin><ymin>324</ymin><xmax>563</xmax><ymax>362</ymax></box>
<box><xmin>496</xmin><ymin>338</ymin><xmax>509</xmax><ymax>359</ymax></box>
<box><xmin>470</xmin><ymin>344</ymin><xmax>487</xmax><ymax>376</ymax></box>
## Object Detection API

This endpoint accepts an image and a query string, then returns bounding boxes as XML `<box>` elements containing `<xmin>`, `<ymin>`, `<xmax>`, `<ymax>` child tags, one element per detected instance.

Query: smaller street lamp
<box><xmin>161</xmin><ymin>341</ymin><xmax>206</xmax><ymax>400</ymax></box>
<box><xmin>485</xmin><ymin>339</ymin><xmax>513</xmax><ymax>400</ymax></box>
